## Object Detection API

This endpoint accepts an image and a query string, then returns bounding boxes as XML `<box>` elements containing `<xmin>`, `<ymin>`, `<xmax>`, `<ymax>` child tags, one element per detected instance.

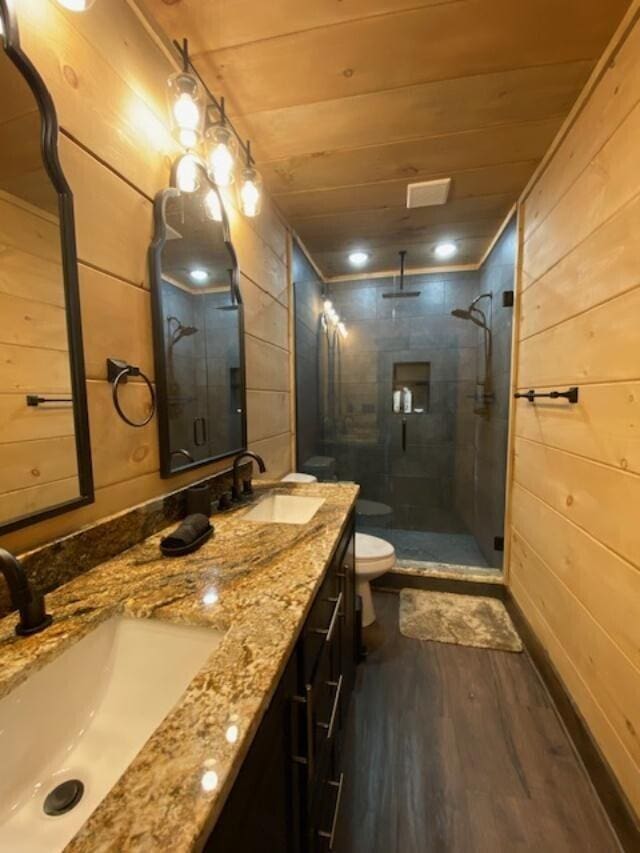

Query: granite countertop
<box><xmin>0</xmin><ymin>480</ymin><xmax>359</xmax><ymax>852</ymax></box>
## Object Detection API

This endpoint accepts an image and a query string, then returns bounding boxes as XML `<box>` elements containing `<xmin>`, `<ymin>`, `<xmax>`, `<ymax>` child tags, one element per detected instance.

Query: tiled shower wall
<box><xmin>325</xmin><ymin>271</ymin><xmax>481</xmax><ymax>532</ymax></box>
<box><xmin>456</xmin><ymin>219</ymin><xmax>516</xmax><ymax>567</ymax></box>
<box><xmin>292</xmin><ymin>242</ymin><xmax>324</xmax><ymax>467</ymax></box>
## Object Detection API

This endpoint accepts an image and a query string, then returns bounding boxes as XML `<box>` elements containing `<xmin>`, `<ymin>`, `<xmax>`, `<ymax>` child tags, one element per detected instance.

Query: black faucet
<box><xmin>231</xmin><ymin>451</ymin><xmax>266</xmax><ymax>501</ymax></box>
<box><xmin>0</xmin><ymin>548</ymin><xmax>52</xmax><ymax>636</ymax></box>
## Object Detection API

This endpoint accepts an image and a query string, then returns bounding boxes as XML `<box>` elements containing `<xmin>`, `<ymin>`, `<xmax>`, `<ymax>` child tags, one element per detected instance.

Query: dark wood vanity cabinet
<box><xmin>206</xmin><ymin>513</ymin><xmax>357</xmax><ymax>853</ymax></box>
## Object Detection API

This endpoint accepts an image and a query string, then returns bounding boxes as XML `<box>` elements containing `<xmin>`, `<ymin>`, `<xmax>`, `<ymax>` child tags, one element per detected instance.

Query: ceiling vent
<box><xmin>406</xmin><ymin>178</ymin><xmax>451</xmax><ymax>209</ymax></box>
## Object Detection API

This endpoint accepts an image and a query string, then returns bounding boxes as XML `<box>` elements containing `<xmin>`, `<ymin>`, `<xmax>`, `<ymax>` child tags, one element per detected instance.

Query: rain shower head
<box><xmin>382</xmin><ymin>250</ymin><xmax>421</xmax><ymax>298</ymax></box>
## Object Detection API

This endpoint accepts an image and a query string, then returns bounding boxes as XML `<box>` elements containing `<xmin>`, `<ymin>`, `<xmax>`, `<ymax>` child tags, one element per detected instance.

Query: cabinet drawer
<box><xmin>301</xmin><ymin>519</ymin><xmax>354</xmax><ymax>683</ymax></box>
<box><xmin>293</xmin><ymin>613</ymin><xmax>342</xmax><ymax>790</ymax></box>
<box><xmin>301</xmin><ymin>567</ymin><xmax>340</xmax><ymax>684</ymax></box>
<box><xmin>309</xmin><ymin>741</ymin><xmax>344</xmax><ymax>853</ymax></box>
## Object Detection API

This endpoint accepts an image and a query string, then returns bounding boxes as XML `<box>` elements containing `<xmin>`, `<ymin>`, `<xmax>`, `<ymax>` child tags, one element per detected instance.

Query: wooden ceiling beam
<box><xmin>225</xmin><ymin>62</ymin><xmax>592</xmax><ymax>161</ymax></box>
<box><xmin>193</xmin><ymin>0</ymin><xmax>629</xmax><ymax>114</ymax></box>
<box><xmin>315</xmin><ymin>237</ymin><xmax>491</xmax><ymax>276</ymax></box>
<box><xmin>295</xmin><ymin>193</ymin><xmax>514</xmax><ymax>242</ymax></box>
<box><xmin>142</xmin><ymin>0</ymin><xmax>460</xmax><ymax>55</ymax></box>
<box><xmin>259</xmin><ymin>119</ymin><xmax>561</xmax><ymax>195</ymax></box>
<box><xmin>275</xmin><ymin>160</ymin><xmax>538</xmax><ymax>219</ymax></box>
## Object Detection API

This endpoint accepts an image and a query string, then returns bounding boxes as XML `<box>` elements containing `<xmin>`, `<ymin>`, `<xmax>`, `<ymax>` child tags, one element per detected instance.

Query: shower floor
<box><xmin>361</xmin><ymin>526</ymin><xmax>489</xmax><ymax>569</ymax></box>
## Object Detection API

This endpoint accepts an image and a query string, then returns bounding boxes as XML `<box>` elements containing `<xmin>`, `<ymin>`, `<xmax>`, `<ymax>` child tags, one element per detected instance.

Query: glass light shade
<box><xmin>204</xmin><ymin>188</ymin><xmax>223</xmax><ymax>222</ymax></box>
<box><xmin>167</xmin><ymin>71</ymin><xmax>205</xmax><ymax>149</ymax></box>
<box><xmin>56</xmin><ymin>0</ymin><xmax>96</xmax><ymax>9</ymax></box>
<box><xmin>337</xmin><ymin>322</ymin><xmax>348</xmax><ymax>338</ymax></box>
<box><xmin>239</xmin><ymin>165</ymin><xmax>263</xmax><ymax>218</ymax></box>
<box><xmin>175</xmin><ymin>154</ymin><xmax>200</xmax><ymax>193</ymax></box>
<box><xmin>205</xmin><ymin>125</ymin><xmax>237</xmax><ymax>187</ymax></box>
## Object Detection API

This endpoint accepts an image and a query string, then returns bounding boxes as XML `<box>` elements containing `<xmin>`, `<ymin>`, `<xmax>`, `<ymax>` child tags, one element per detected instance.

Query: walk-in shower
<box><xmin>292</xmin><ymin>219</ymin><xmax>516</xmax><ymax>573</ymax></box>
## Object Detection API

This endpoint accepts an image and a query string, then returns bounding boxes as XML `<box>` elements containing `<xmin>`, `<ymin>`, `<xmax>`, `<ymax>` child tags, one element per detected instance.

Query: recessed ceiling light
<box><xmin>348</xmin><ymin>251</ymin><xmax>369</xmax><ymax>267</ymax></box>
<box><xmin>190</xmin><ymin>268</ymin><xmax>209</xmax><ymax>283</ymax></box>
<box><xmin>434</xmin><ymin>241</ymin><xmax>457</xmax><ymax>260</ymax></box>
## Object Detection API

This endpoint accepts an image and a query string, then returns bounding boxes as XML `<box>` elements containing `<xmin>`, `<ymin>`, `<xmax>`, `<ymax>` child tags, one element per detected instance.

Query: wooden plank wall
<box><xmin>509</xmin><ymin>8</ymin><xmax>640</xmax><ymax>818</ymax></box>
<box><xmin>2</xmin><ymin>0</ymin><xmax>294</xmax><ymax>554</ymax></box>
<box><xmin>0</xmin><ymin>191</ymin><xmax>80</xmax><ymax>522</ymax></box>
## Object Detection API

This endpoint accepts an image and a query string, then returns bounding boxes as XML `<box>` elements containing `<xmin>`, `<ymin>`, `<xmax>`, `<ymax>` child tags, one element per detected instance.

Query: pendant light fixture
<box><xmin>175</xmin><ymin>154</ymin><xmax>201</xmax><ymax>193</ymax></box>
<box><xmin>169</xmin><ymin>38</ymin><xmax>263</xmax><ymax>218</ymax></box>
<box><xmin>204</xmin><ymin>188</ymin><xmax>223</xmax><ymax>222</ymax></box>
<box><xmin>167</xmin><ymin>43</ymin><xmax>205</xmax><ymax>150</ymax></box>
<box><xmin>239</xmin><ymin>141</ymin><xmax>263</xmax><ymax>218</ymax></box>
<box><xmin>205</xmin><ymin>99</ymin><xmax>237</xmax><ymax>187</ymax></box>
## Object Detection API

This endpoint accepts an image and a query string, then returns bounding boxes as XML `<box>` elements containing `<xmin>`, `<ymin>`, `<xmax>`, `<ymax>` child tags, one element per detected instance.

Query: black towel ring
<box><xmin>106</xmin><ymin>358</ymin><xmax>156</xmax><ymax>428</ymax></box>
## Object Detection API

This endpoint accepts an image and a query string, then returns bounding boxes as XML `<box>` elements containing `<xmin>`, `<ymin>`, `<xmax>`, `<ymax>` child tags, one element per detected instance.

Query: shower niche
<box><xmin>392</xmin><ymin>362</ymin><xmax>430</xmax><ymax>413</ymax></box>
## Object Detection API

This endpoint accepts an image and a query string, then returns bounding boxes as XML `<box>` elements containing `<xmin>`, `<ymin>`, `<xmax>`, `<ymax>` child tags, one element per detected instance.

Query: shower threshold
<box><xmin>394</xmin><ymin>559</ymin><xmax>502</xmax><ymax>584</ymax></box>
<box><xmin>361</xmin><ymin>527</ymin><xmax>491</xmax><ymax>569</ymax></box>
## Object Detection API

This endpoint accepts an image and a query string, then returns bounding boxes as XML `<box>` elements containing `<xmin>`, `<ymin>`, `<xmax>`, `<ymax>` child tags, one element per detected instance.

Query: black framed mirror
<box><xmin>0</xmin><ymin>1</ymin><xmax>93</xmax><ymax>534</ymax></box>
<box><xmin>149</xmin><ymin>158</ymin><xmax>246</xmax><ymax>477</ymax></box>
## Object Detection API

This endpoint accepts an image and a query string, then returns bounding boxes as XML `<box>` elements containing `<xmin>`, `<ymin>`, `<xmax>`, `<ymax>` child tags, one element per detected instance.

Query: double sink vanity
<box><xmin>0</xmin><ymin>481</ymin><xmax>359</xmax><ymax>852</ymax></box>
<box><xmin>0</xmin><ymin>6</ymin><xmax>358</xmax><ymax>851</ymax></box>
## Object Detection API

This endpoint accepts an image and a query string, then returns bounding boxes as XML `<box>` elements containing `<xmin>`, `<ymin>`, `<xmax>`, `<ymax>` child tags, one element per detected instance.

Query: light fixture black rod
<box><xmin>172</xmin><ymin>38</ymin><xmax>254</xmax><ymax>166</ymax></box>
<box><xmin>399</xmin><ymin>250</ymin><xmax>407</xmax><ymax>291</ymax></box>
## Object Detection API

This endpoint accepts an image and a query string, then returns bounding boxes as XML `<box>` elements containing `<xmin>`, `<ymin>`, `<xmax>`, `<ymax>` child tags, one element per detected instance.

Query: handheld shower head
<box><xmin>167</xmin><ymin>316</ymin><xmax>199</xmax><ymax>345</ymax></box>
<box><xmin>450</xmin><ymin>293</ymin><xmax>492</xmax><ymax>329</ymax></box>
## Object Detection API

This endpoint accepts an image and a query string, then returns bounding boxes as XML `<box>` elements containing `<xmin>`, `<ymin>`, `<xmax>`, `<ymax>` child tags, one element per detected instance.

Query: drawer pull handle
<box><xmin>318</xmin><ymin>674</ymin><xmax>343</xmax><ymax>740</ymax></box>
<box><xmin>318</xmin><ymin>772</ymin><xmax>344</xmax><ymax>849</ymax></box>
<box><xmin>314</xmin><ymin>592</ymin><xmax>343</xmax><ymax>644</ymax></box>
<box><xmin>292</xmin><ymin>685</ymin><xmax>314</xmax><ymax>777</ymax></box>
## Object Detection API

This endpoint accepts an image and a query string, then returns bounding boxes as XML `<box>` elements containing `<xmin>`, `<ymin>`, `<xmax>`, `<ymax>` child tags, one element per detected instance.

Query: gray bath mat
<box><xmin>399</xmin><ymin>589</ymin><xmax>523</xmax><ymax>652</ymax></box>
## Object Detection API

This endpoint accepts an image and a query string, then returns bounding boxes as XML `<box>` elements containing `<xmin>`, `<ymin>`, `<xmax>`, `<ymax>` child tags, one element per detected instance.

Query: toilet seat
<box><xmin>355</xmin><ymin>532</ymin><xmax>395</xmax><ymax>573</ymax></box>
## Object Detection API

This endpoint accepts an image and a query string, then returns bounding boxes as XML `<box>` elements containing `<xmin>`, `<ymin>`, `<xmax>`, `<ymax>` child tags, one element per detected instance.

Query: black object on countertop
<box><xmin>186</xmin><ymin>483</ymin><xmax>212</xmax><ymax>516</ymax></box>
<box><xmin>160</xmin><ymin>513</ymin><xmax>213</xmax><ymax>557</ymax></box>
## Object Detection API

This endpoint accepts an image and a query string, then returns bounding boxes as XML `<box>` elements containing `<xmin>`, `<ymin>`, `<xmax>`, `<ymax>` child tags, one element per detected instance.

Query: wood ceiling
<box><xmin>145</xmin><ymin>0</ymin><xmax>630</xmax><ymax>277</ymax></box>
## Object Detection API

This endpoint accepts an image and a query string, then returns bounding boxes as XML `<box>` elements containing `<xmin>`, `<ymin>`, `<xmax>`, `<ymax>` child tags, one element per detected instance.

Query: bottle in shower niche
<box><xmin>393</xmin><ymin>390</ymin><xmax>402</xmax><ymax>412</ymax></box>
<box><xmin>403</xmin><ymin>387</ymin><xmax>412</xmax><ymax>413</ymax></box>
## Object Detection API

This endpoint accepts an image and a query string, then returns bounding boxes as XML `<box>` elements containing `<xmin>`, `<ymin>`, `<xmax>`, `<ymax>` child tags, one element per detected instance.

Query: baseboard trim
<box><xmin>505</xmin><ymin>593</ymin><xmax>640</xmax><ymax>852</ymax></box>
<box><xmin>372</xmin><ymin>570</ymin><xmax>506</xmax><ymax>600</ymax></box>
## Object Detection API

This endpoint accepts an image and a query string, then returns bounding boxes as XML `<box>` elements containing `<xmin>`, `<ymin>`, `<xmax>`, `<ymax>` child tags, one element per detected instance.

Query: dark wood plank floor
<box><xmin>335</xmin><ymin>592</ymin><xmax>620</xmax><ymax>853</ymax></box>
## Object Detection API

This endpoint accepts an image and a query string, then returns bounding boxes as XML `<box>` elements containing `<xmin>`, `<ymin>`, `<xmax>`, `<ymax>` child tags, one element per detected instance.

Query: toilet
<box><xmin>281</xmin><ymin>473</ymin><xmax>318</xmax><ymax>483</ymax></box>
<box><xmin>355</xmin><ymin>532</ymin><xmax>396</xmax><ymax>627</ymax></box>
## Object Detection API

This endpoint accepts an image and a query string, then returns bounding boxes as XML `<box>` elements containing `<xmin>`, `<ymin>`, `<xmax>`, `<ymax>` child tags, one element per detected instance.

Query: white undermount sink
<box><xmin>244</xmin><ymin>493</ymin><xmax>325</xmax><ymax>524</ymax></box>
<box><xmin>0</xmin><ymin>616</ymin><xmax>223</xmax><ymax>853</ymax></box>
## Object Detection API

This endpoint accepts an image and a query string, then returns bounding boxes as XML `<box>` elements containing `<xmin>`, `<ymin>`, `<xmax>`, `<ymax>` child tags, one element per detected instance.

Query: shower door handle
<box><xmin>193</xmin><ymin>417</ymin><xmax>207</xmax><ymax>446</ymax></box>
<box><xmin>401</xmin><ymin>417</ymin><xmax>407</xmax><ymax>452</ymax></box>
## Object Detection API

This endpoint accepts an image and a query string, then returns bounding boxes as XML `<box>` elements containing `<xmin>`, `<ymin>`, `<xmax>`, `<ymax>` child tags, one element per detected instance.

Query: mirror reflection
<box><xmin>0</xmin><ymin>29</ymin><xmax>88</xmax><ymax>530</ymax></box>
<box><xmin>152</xmin><ymin>173</ymin><xmax>245</xmax><ymax>475</ymax></box>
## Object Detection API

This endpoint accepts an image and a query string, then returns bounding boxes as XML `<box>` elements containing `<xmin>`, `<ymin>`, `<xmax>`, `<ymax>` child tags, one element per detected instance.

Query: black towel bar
<box><xmin>514</xmin><ymin>387</ymin><xmax>579</xmax><ymax>404</ymax></box>
<box><xmin>26</xmin><ymin>395</ymin><xmax>73</xmax><ymax>406</ymax></box>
